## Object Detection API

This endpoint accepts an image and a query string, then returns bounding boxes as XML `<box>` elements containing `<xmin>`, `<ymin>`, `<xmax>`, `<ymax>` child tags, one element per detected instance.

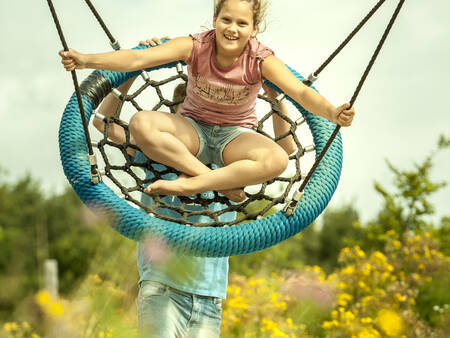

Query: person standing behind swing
<box><xmin>59</xmin><ymin>0</ymin><xmax>355</xmax><ymax>205</ymax></box>
<box><xmin>93</xmin><ymin>31</ymin><xmax>298</xmax><ymax>337</ymax></box>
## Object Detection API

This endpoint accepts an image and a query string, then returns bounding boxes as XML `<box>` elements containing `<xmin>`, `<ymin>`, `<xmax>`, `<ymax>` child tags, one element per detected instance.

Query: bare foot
<box><xmin>144</xmin><ymin>176</ymin><xmax>188</xmax><ymax>196</ymax></box>
<box><xmin>218</xmin><ymin>188</ymin><xmax>246</xmax><ymax>203</ymax></box>
<box><xmin>144</xmin><ymin>173</ymin><xmax>246</xmax><ymax>203</ymax></box>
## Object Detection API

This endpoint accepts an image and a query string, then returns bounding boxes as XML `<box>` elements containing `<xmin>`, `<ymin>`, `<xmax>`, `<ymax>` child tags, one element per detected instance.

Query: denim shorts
<box><xmin>184</xmin><ymin>117</ymin><xmax>255</xmax><ymax>168</ymax></box>
<box><xmin>137</xmin><ymin>280</ymin><xmax>222</xmax><ymax>338</ymax></box>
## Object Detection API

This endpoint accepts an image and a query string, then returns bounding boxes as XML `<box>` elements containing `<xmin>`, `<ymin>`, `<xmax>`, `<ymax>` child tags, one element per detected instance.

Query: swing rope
<box><xmin>46</xmin><ymin>0</ymin><xmax>102</xmax><ymax>184</ymax></box>
<box><xmin>284</xmin><ymin>0</ymin><xmax>406</xmax><ymax>216</ymax></box>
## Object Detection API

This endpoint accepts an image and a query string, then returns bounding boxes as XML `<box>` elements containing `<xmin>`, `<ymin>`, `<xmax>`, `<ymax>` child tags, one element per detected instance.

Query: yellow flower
<box><xmin>286</xmin><ymin>318</ymin><xmax>294</xmax><ymax>329</ymax></box>
<box><xmin>272</xmin><ymin>327</ymin><xmax>288</xmax><ymax>337</ymax></box>
<box><xmin>4</xmin><ymin>323</ymin><xmax>11</xmax><ymax>332</ymax></box>
<box><xmin>355</xmin><ymin>245</ymin><xmax>366</xmax><ymax>258</ymax></box>
<box><xmin>344</xmin><ymin>311</ymin><xmax>356</xmax><ymax>321</ymax></box>
<box><xmin>363</xmin><ymin>263</ymin><xmax>372</xmax><ymax>276</ymax></box>
<box><xmin>32</xmin><ymin>334</ymin><xmax>40</xmax><ymax>338</ymax></box>
<box><xmin>395</xmin><ymin>293</ymin><xmax>406</xmax><ymax>302</ymax></box>
<box><xmin>342</xmin><ymin>265</ymin><xmax>355</xmax><ymax>275</ymax></box>
<box><xmin>358</xmin><ymin>281</ymin><xmax>368</xmax><ymax>290</ymax></box>
<box><xmin>331</xmin><ymin>310</ymin><xmax>339</xmax><ymax>319</ymax></box>
<box><xmin>322</xmin><ymin>320</ymin><xmax>339</xmax><ymax>329</ymax></box>
<box><xmin>357</xmin><ymin>326</ymin><xmax>381</xmax><ymax>338</ymax></box>
<box><xmin>412</xmin><ymin>273</ymin><xmax>421</xmax><ymax>281</ymax></box>
<box><xmin>392</xmin><ymin>240</ymin><xmax>401</xmax><ymax>249</ymax></box>
<box><xmin>361</xmin><ymin>317</ymin><xmax>373</xmax><ymax>324</ymax></box>
<box><xmin>35</xmin><ymin>290</ymin><xmax>51</xmax><ymax>306</ymax></box>
<box><xmin>376</xmin><ymin>309</ymin><xmax>404</xmax><ymax>336</ymax></box>
<box><xmin>371</xmin><ymin>251</ymin><xmax>387</xmax><ymax>264</ymax></box>
<box><xmin>49</xmin><ymin>302</ymin><xmax>64</xmax><ymax>317</ymax></box>
<box><xmin>362</xmin><ymin>296</ymin><xmax>373</xmax><ymax>306</ymax></box>
<box><xmin>386</xmin><ymin>229</ymin><xmax>396</xmax><ymax>236</ymax></box>
<box><xmin>338</xmin><ymin>282</ymin><xmax>348</xmax><ymax>290</ymax></box>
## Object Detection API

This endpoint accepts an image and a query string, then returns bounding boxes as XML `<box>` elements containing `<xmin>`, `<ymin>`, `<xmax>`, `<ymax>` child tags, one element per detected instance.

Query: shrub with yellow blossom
<box><xmin>221</xmin><ymin>269</ymin><xmax>334</xmax><ymax>337</ymax></box>
<box><xmin>321</xmin><ymin>230</ymin><xmax>449</xmax><ymax>337</ymax></box>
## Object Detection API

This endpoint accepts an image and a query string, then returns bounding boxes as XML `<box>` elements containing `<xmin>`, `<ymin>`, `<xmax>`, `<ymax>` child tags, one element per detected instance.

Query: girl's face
<box><xmin>213</xmin><ymin>0</ymin><xmax>258</xmax><ymax>58</ymax></box>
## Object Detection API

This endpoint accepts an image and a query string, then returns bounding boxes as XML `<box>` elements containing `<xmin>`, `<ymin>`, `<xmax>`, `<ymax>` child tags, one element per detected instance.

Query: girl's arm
<box><xmin>93</xmin><ymin>76</ymin><xmax>137</xmax><ymax>156</ymax></box>
<box><xmin>261</xmin><ymin>55</ymin><xmax>355</xmax><ymax>127</ymax></box>
<box><xmin>59</xmin><ymin>37</ymin><xmax>193</xmax><ymax>72</ymax></box>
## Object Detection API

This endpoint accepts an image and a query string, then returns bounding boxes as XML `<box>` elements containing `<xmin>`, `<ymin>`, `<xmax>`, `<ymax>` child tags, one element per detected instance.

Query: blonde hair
<box><xmin>214</xmin><ymin>0</ymin><xmax>269</xmax><ymax>33</ymax></box>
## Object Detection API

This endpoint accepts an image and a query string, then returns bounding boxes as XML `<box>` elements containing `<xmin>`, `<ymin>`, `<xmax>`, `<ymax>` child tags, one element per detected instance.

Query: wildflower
<box><xmin>394</xmin><ymin>293</ymin><xmax>406</xmax><ymax>302</ymax></box>
<box><xmin>35</xmin><ymin>290</ymin><xmax>51</xmax><ymax>306</ymax></box>
<box><xmin>286</xmin><ymin>318</ymin><xmax>294</xmax><ymax>329</ymax></box>
<box><xmin>356</xmin><ymin>326</ymin><xmax>381</xmax><ymax>338</ymax></box>
<box><xmin>49</xmin><ymin>302</ymin><xmax>64</xmax><ymax>316</ymax></box>
<box><xmin>344</xmin><ymin>311</ymin><xmax>356</xmax><ymax>321</ymax></box>
<box><xmin>361</xmin><ymin>317</ymin><xmax>373</xmax><ymax>324</ymax></box>
<box><xmin>342</xmin><ymin>265</ymin><xmax>355</xmax><ymax>275</ymax></box>
<box><xmin>392</xmin><ymin>240</ymin><xmax>401</xmax><ymax>249</ymax></box>
<box><xmin>371</xmin><ymin>251</ymin><xmax>387</xmax><ymax>264</ymax></box>
<box><xmin>376</xmin><ymin>309</ymin><xmax>404</xmax><ymax>336</ymax></box>
<box><xmin>358</xmin><ymin>281</ymin><xmax>368</xmax><ymax>291</ymax></box>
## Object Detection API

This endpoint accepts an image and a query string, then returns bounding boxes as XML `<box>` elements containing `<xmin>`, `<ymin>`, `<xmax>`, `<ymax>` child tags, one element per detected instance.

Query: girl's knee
<box><xmin>263</xmin><ymin>148</ymin><xmax>289</xmax><ymax>177</ymax></box>
<box><xmin>129</xmin><ymin>111</ymin><xmax>157</xmax><ymax>139</ymax></box>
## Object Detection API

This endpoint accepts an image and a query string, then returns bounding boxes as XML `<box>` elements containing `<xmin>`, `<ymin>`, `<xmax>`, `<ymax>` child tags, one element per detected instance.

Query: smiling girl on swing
<box><xmin>59</xmin><ymin>0</ymin><xmax>355</xmax><ymax>203</ymax></box>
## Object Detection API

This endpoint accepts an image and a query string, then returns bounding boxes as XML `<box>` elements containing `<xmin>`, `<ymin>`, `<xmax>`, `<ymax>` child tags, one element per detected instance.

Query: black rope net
<box><xmin>92</xmin><ymin>65</ymin><xmax>314</xmax><ymax>227</ymax></box>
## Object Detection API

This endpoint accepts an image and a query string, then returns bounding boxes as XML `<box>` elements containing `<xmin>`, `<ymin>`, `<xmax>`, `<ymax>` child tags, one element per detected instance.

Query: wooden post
<box><xmin>44</xmin><ymin>259</ymin><xmax>59</xmax><ymax>299</ymax></box>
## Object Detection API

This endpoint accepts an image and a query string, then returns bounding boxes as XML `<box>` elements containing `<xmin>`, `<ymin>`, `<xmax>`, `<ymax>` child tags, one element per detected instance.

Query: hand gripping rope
<box><xmin>48</xmin><ymin>0</ymin><xmax>405</xmax><ymax>256</ymax></box>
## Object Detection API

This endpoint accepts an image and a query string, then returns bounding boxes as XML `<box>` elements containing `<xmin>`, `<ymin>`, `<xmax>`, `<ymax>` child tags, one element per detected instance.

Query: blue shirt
<box><xmin>134</xmin><ymin>151</ymin><xmax>234</xmax><ymax>299</ymax></box>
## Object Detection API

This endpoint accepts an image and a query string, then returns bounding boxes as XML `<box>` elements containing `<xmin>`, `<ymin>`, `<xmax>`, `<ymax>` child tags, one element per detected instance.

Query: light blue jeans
<box><xmin>137</xmin><ymin>280</ymin><xmax>223</xmax><ymax>338</ymax></box>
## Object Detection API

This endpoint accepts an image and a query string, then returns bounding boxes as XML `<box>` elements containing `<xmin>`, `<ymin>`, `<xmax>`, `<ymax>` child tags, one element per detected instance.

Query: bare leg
<box><xmin>129</xmin><ymin>111</ymin><xmax>245</xmax><ymax>201</ymax></box>
<box><xmin>146</xmin><ymin>132</ymin><xmax>289</xmax><ymax>196</ymax></box>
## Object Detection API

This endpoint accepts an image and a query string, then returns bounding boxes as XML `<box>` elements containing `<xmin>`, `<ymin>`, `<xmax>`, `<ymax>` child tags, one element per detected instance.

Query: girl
<box><xmin>60</xmin><ymin>0</ymin><xmax>355</xmax><ymax>203</ymax></box>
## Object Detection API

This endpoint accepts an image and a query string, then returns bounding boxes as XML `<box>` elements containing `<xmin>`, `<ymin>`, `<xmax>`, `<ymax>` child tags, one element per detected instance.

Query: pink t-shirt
<box><xmin>179</xmin><ymin>30</ymin><xmax>274</xmax><ymax>128</ymax></box>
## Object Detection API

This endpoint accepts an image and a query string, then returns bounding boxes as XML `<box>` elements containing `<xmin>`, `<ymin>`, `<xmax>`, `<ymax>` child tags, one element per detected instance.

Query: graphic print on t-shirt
<box><xmin>193</xmin><ymin>73</ymin><xmax>250</xmax><ymax>106</ymax></box>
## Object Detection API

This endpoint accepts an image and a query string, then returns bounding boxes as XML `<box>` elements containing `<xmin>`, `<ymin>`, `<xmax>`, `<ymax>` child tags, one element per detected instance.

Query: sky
<box><xmin>0</xmin><ymin>0</ymin><xmax>449</xmax><ymax>223</ymax></box>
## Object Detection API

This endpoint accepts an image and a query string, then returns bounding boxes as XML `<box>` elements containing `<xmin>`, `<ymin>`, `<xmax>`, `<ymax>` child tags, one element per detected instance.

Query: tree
<box><xmin>361</xmin><ymin>135</ymin><xmax>449</xmax><ymax>250</ymax></box>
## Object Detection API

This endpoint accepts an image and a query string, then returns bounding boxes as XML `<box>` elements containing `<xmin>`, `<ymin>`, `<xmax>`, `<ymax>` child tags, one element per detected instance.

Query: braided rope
<box><xmin>59</xmin><ymin>59</ymin><xmax>342</xmax><ymax>256</ymax></box>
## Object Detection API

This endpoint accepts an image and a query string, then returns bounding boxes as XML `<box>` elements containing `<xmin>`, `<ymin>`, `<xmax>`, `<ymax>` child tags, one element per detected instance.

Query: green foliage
<box><xmin>416</xmin><ymin>271</ymin><xmax>450</xmax><ymax>328</ymax></box>
<box><xmin>230</xmin><ymin>202</ymin><xmax>362</xmax><ymax>276</ymax></box>
<box><xmin>0</xmin><ymin>171</ymin><xmax>105</xmax><ymax>321</ymax></box>
<box><xmin>362</xmin><ymin>136</ymin><xmax>448</xmax><ymax>250</ymax></box>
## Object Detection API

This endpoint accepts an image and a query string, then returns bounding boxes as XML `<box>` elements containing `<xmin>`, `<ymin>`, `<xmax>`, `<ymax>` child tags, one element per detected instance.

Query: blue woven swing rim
<box><xmin>58</xmin><ymin>57</ymin><xmax>343</xmax><ymax>257</ymax></box>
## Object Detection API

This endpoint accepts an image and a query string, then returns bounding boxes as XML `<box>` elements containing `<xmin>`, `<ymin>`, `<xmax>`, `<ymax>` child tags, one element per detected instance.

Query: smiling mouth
<box><xmin>224</xmin><ymin>35</ymin><xmax>238</xmax><ymax>41</ymax></box>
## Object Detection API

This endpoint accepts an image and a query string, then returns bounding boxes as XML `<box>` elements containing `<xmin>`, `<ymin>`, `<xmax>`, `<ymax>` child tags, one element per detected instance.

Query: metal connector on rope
<box><xmin>111</xmin><ymin>88</ymin><xmax>122</xmax><ymax>99</ymax></box>
<box><xmin>296</xmin><ymin>116</ymin><xmax>306</xmax><ymax>126</ymax></box>
<box><xmin>88</xmin><ymin>154</ymin><xmax>102</xmax><ymax>184</ymax></box>
<box><xmin>94</xmin><ymin>111</ymin><xmax>106</xmax><ymax>122</ymax></box>
<box><xmin>176</xmin><ymin>63</ymin><xmax>183</xmax><ymax>74</ymax></box>
<box><xmin>110</xmin><ymin>40</ymin><xmax>120</xmax><ymax>50</ymax></box>
<box><xmin>275</xmin><ymin>93</ymin><xmax>286</xmax><ymax>102</ymax></box>
<box><xmin>307</xmin><ymin>73</ymin><xmax>318</xmax><ymax>84</ymax></box>
<box><xmin>283</xmin><ymin>191</ymin><xmax>304</xmax><ymax>217</ymax></box>
<box><xmin>141</xmin><ymin>71</ymin><xmax>150</xmax><ymax>81</ymax></box>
